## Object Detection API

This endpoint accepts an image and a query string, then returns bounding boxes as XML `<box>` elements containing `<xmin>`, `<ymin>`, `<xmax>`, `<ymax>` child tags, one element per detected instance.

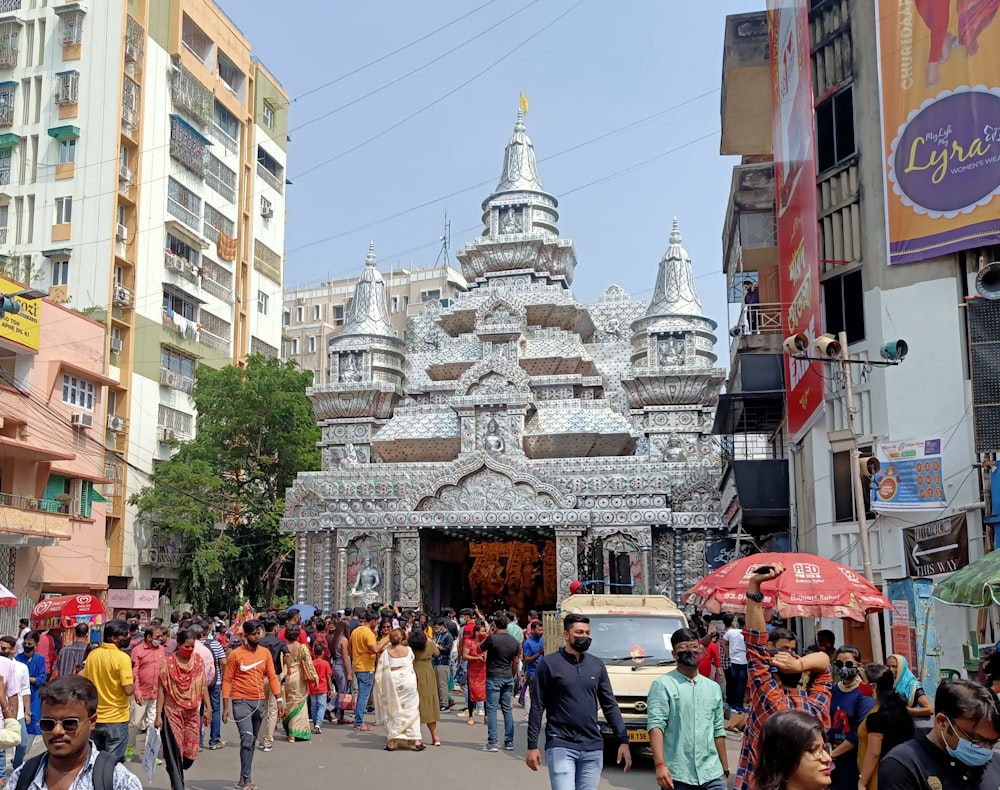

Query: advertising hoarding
<box><xmin>0</xmin><ymin>276</ymin><xmax>40</xmax><ymax>351</ymax></box>
<box><xmin>769</xmin><ymin>0</ymin><xmax>824</xmax><ymax>440</ymax></box>
<box><xmin>876</xmin><ymin>0</ymin><xmax>1000</xmax><ymax>264</ymax></box>
<box><xmin>872</xmin><ymin>437</ymin><xmax>948</xmax><ymax>511</ymax></box>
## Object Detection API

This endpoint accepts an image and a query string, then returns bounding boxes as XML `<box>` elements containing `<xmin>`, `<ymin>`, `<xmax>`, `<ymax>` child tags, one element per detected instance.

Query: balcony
<box><xmin>170</xmin><ymin>66</ymin><xmax>212</xmax><ymax>128</ymax></box>
<box><xmin>163</xmin><ymin>249</ymin><xmax>199</xmax><ymax>285</ymax></box>
<box><xmin>139</xmin><ymin>546</ymin><xmax>181</xmax><ymax>568</ymax></box>
<box><xmin>0</xmin><ymin>0</ymin><xmax>21</xmax><ymax>16</ymax></box>
<box><xmin>728</xmin><ymin>301</ymin><xmax>784</xmax><ymax>357</ymax></box>
<box><xmin>201</xmin><ymin>274</ymin><xmax>233</xmax><ymax>303</ymax></box>
<box><xmin>256</xmin><ymin>161</ymin><xmax>283</xmax><ymax>194</ymax></box>
<box><xmin>0</xmin><ymin>491</ymin><xmax>72</xmax><ymax>545</ymax></box>
<box><xmin>167</xmin><ymin>198</ymin><xmax>200</xmax><ymax>230</ymax></box>
<box><xmin>169</xmin><ymin>114</ymin><xmax>210</xmax><ymax>177</ymax></box>
<box><xmin>198</xmin><ymin>327</ymin><xmax>229</xmax><ymax>353</ymax></box>
<box><xmin>0</xmin><ymin>44</ymin><xmax>15</xmax><ymax>69</ymax></box>
<box><xmin>721</xmin><ymin>11</ymin><xmax>771</xmax><ymax>156</ymax></box>
<box><xmin>212</xmin><ymin>124</ymin><xmax>238</xmax><ymax>156</ymax></box>
<box><xmin>723</xmin><ymin>160</ymin><xmax>777</xmax><ymax>275</ymax></box>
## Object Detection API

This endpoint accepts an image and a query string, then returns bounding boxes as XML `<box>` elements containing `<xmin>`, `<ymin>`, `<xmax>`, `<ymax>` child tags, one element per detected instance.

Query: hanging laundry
<box><xmin>217</xmin><ymin>230</ymin><xmax>238</xmax><ymax>262</ymax></box>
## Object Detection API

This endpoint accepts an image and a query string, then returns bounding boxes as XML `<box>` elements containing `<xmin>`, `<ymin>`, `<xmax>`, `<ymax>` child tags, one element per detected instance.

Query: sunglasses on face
<box><xmin>39</xmin><ymin>717</ymin><xmax>82</xmax><ymax>733</ymax></box>
<box><xmin>834</xmin><ymin>660</ymin><xmax>858</xmax><ymax>669</ymax></box>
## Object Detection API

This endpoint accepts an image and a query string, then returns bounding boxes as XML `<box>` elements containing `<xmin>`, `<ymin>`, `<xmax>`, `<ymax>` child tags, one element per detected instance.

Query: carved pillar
<box><xmin>309</xmin><ymin>535</ymin><xmax>324</xmax><ymax>606</ymax></box>
<box><xmin>294</xmin><ymin>533</ymin><xmax>308</xmax><ymax>603</ymax></box>
<box><xmin>382</xmin><ymin>533</ymin><xmax>393</xmax><ymax>607</ymax></box>
<box><xmin>672</xmin><ymin>528</ymin><xmax>685</xmax><ymax>602</ymax></box>
<box><xmin>336</xmin><ymin>545</ymin><xmax>347</xmax><ymax>612</ymax></box>
<box><xmin>321</xmin><ymin>532</ymin><xmax>333</xmax><ymax>613</ymax></box>
<box><xmin>642</xmin><ymin>546</ymin><xmax>653</xmax><ymax>594</ymax></box>
<box><xmin>652</xmin><ymin>527</ymin><xmax>674</xmax><ymax>596</ymax></box>
<box><xmin>394</xmin><ymin>529</ymin><xmax>420</xmax><ymax>608</ymax></box>
<box><xmin>555</xmin><ymin>528</ymin><xmax>584</xmax><ymax>599</ymax></box>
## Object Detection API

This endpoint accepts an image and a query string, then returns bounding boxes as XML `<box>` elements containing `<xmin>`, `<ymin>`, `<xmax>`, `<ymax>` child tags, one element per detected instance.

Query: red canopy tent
<box><xmin>30</xmin><ymin>594</ymin><xmax>106</xmax><ymax>631</ymax></box>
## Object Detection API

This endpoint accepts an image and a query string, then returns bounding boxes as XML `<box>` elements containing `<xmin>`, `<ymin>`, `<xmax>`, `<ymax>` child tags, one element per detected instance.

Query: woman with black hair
<box><xmin>857</xmin><ymin>664</ymin><xmax>915</xmax><ymax>790</ymax></box>
<box><xmin>828</xmin><ymin>645</ymin><xmax>874</xmax><ymax>790</ymax></box>
<box><xmin>755</xmin><ymin>709</ymin><xmax>834</xmax><ymax>790</ymax></box>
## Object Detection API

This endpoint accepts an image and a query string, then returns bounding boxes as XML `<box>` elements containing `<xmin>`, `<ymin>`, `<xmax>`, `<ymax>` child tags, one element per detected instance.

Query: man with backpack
<box><xmin>8</xmin><ymin>674</ymin><xmax>141</xmax><ymax>790</ymax></box>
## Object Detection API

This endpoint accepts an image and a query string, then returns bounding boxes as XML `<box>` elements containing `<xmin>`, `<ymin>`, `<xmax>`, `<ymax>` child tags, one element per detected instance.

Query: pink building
<box><xmin>0</xmin><ymin>276</ymin><xmax>112</xmax><ymax>621</ymax></box>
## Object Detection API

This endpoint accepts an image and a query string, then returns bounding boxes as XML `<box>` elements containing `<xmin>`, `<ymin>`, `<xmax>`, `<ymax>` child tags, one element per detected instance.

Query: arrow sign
<box><xmin>904</xmin><ymin>514</ymin><xmax>969</xmax><ymax>577</ymax></box>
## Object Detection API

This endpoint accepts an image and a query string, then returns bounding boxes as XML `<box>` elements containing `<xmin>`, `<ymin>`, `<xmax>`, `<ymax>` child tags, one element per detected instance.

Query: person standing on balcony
<box><xmin>742</xmin><ymin>280</ymin><xmax>760</xmax><ymax>333</ymax></box>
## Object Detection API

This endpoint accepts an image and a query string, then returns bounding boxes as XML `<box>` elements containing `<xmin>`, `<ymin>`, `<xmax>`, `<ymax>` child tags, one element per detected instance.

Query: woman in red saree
<box><xmin>461</xmin><ymin>621</ymin><xmax>487</xmax><ymax>725</ymax></box>
<box><xmin>155</xmin><ymin>629</ymin><xmax>211</xmax><ymax>787</ymax></box>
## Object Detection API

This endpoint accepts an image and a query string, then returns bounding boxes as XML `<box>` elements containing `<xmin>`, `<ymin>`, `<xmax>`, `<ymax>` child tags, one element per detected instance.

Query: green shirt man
<box><xmin>647</xmin><ymin>628</ymin><xmax>729</xmax><ymax>789</ymax></box>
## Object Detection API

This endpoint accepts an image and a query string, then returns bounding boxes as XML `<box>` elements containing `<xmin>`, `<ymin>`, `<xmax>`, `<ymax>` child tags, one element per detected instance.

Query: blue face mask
<box><xmin>946</xmin><ymin>719</ymin><xmax>996</xmax><ymax>767</ymax></box>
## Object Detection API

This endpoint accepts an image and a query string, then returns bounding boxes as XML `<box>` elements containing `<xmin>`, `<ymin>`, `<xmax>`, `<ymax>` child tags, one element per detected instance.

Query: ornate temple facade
<box><xmin>282</xmin><ymin>112</ymin><xmax>726</xmax><ymax>613</ymax></box>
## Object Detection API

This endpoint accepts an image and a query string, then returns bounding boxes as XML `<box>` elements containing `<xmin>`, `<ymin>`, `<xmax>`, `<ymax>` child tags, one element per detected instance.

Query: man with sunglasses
<box><xmin>734</xmin><ymin>563</ymin><xmax>833</xmax><ymax>790</ymax></box>
<box><xmin>879</xmin><ymin>679</ymin><xmax>1000</xmax><ymax>789</ymax></box>
<box><xmin>7</xmin><ymin>674</ymin><xmax>141</xmax><ymax>790</ymax></box>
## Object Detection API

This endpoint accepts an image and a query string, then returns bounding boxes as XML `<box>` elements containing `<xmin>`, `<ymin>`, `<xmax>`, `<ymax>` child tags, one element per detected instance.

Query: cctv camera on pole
<box><xmin>782</xmin><ymin>333</ymin><xmax>809</xmax><ymax>355</ymax></box>
<box><xmin>858</xmin><ymin>456</ymin><xmax>880</xmax><ymax>477</ymax></box>
<box><xmin>813</xmin><ymin>333</ymin><xmax>842</xmax><ymax>358</ymax></box>
<box><xmin>879</xmin><ymin>339</ymin><xmax>908</xmax><ymax>361</ymax></box>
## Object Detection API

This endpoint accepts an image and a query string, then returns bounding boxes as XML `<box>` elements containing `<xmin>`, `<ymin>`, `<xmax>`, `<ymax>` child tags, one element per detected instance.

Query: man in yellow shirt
<box><xmin>82</xmin><ymin>620</ymin><xmax>135</xmax><ymax>762</ymax></box>
<box><xmin>349</xmin><ymin>610</ymin><xmax>388</xmax><ymax>731</ymax></box>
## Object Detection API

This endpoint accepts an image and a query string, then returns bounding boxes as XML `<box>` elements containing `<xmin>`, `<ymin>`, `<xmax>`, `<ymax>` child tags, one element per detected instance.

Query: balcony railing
<box><xmin>198</xmin><ymin>328</ymin><xmax>229</xmax><ymax>353</ymax></box>
<box><xmin>212</xmin><ymin>124</ymin><xmax>238</xmax><ymax>156</ymax></box>
<box><xmin>0</xmin><ymin>1</ymin><xmax>22</xmax><ymax>15</ymax></box>
<box><xmin>0</xmin><ymin>492</ymin><xmax>66</xmax><ymax>512</ymax></box>
<box><xmin>256</xmin><ymin>162</ymin><xmax>283</xmax><ymax>194</ymax></box>
<box><xmin>729</xmin><ymin>300</ymin><xmax>783</xmax><ymax>355</ymax></box>
<box><xmin>201</xmin><ymin>275</ymin><xmax>233</xmax><ymax>303</ymax></box>
<box><xmin>0</xmin><ymin>45</ymin><xmax>16</xmax><ymax>68</ymax></box>
<box><xmin>166</xmin><ymin>198</ymin><xmax>199</xmax><ymax>230</ymax></box>
<box><xmin>0</xmin><ymin>491</ymin><xmax>73</xmax><ymax>543</ymax></box>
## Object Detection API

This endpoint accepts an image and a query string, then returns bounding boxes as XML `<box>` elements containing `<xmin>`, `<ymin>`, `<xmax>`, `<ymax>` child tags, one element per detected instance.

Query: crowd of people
<box><xmin>0</xmin><ymin>575</ymin><xmax>997</xmax><ymax>790</ymax></box>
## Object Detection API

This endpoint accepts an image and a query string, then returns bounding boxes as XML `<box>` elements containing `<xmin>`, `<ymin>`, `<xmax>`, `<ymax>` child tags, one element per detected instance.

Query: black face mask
<box><xmin>676</xmin><ymin>650</ymin><xmax>700</xmax><ymax>667</ymax></box>
<box><xmin>22</xmin><ymin>645</ymin><xmax>33</xmax><ymax>652</ymax></box>
<box><xmin>571</xmin><ymin>636</ymin><xmax>591</xmax><ymax>653</ymax></box>
<box><xmin>839</xmin><ymin>667</ymin><xmax>859</xmax><ymax>681</ymax></box>
<box><xmin>778</xmin><ymin>672</ymin><xmax>803</xmax><ymax>688</ymax></box>
<box><xmin>117</xmin><ymin>637</ymin><xmax>131</xmax><ymax>649</ymax></box>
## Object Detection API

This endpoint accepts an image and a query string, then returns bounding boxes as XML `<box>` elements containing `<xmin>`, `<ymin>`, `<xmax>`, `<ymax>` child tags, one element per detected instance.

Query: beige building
<box><xmin>283</xmin><ymin>252</ymin><xmax>466</xmax><ymax>383</ymax></box>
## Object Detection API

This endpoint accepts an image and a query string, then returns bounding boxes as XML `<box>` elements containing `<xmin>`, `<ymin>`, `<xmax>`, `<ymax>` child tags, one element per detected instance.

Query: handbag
<box><xmin>338</xmin><ymin>692</ymin><xmax>356</xmax><ymax>711</ymax></box>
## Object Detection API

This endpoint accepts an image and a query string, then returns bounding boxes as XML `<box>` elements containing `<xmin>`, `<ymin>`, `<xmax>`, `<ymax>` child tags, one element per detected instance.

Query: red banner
<box><xmin>769</xmin><ymin>0</ymin><xmax>823</xmax><ymax>441</ymax></box>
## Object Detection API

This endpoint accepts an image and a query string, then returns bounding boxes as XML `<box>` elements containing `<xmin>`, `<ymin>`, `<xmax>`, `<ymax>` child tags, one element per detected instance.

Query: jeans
<box><xmin>12</xmin><ymin>720</ymin><xmax>28</xmax><ymax>768</ymax></box>
<box><xmin>485</xmin><ymin>677</ymin><xmax>515</xmax><ymax>747</ymax></box>
<box><xmin>728</xmin><ymin>663</ymin><xmax>748</xmax><ymax>710</ymax></box>
<box><xmin>354</xmin><ymin>671</ymin><xmax>374</xmax><ymax>727</ymax></box>
<box><xmin>232</xmin><ymin>698</ymin><xmax>264</xmax><ymax>785</ymax></box>
<box><xmin>674</xmin><ymin>779</ymin><xmax>727</xmax><ymax>790</ymax></box>
<box><xmin>208</xmin><ymin>683</ymin><xmax>222</xmax><ymax>745</ymax></box>
<box><xmin>93</xmin><ymin>721</ymin><xmax>130</xmax><ymax>762</ymax></box>
<box><xmin>546</xmin><ymin>747</ymin><xmax>604</xmax><ymax>790</ymax></box>
<box><xmin>309</xmin><ymin>694</ymin><xmax>327</xmax><ymax>727</ymax></box>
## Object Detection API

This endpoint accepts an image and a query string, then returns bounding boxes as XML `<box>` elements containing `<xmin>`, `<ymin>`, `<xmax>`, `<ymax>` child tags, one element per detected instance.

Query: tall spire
<box><xmin>341</xmin><ymin>241</ymin><xmax>393</xmax><ymax>337</ymax></box>
<box><xmin>646</xmin><ymin>218</ymin><xmax>704</xmax><ymax>318</ymax></box>
<box><xmin>494</xmin><ymin>109</ymin><xmax>545</xmax><ymax>194</ymax></box>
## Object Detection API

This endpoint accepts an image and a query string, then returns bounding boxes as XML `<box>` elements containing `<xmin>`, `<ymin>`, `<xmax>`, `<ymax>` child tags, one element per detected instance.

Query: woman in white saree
<box><xmin>374</xmin><ymin>628</ymin><xmax>425</xmax><ymax>751</ymax></box>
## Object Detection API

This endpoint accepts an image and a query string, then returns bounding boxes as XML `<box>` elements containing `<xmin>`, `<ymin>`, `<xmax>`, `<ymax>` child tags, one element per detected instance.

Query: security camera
<box><xmin>813</xmin><ymin>334</ymin><xmax>842</xmax><ymax>358</ymax></box>
<box><xmin>858</xmin><ymin>456</ymin><xmax>881</xmax><ymax>477</ymax></box>
<box><xmin>729</xmin><ymin>326</ymin><xmax>743</xmax><ymax>338</ymax></box>
<box><xmin>880</xmin><ymin>339</ymin><xmax>908</xmax><ymax>361</ymax></box>
<box><xmin>782</xmin><ymin>333</ymin><xmax>809</xmax><ymax>355</ymax></box>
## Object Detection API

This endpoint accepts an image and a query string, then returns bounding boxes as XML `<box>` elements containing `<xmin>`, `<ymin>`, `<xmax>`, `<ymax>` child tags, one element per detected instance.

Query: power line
<box><xmin>289</xmin><ymin>0</ymin><xmax>585</xmax><ymax>182</ymax></box>
<box><xmin>290</xmin><ymin>0</ymin><xmax>542</xmax><ymax>132</ymax></box>
<box><xmin>290</xmin><ymin>0</ymin><xmax>502</xmax><ymax>104</ymax></box>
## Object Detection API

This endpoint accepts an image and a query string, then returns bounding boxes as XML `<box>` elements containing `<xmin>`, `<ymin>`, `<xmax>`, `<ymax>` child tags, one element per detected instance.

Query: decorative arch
<box><xmin>455</xmin><ymin>357</ymin><xmax>531</xmax><ymax>397</ymax></box>
<box><xmin>475</xmin><ymin>296</ymin><xmax>526</xmax><ymax>328</ymax></box>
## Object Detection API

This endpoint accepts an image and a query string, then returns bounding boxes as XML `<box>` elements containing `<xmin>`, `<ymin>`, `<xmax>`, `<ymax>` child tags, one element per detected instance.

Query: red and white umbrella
<box><xmin>0</xmin><ymin>584</ymin><xmax>17</xmax><ymax>609</ymax></box>
<box><xmin>682</xmin><ymin>552</ymin><xmax>892</xmax><ymax>622</ymax></box>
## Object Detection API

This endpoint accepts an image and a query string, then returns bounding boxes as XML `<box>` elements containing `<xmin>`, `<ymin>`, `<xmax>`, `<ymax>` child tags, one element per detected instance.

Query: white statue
<box><xmin>485</xmin><ymin>417</ymin><xmax>505</xmax><ymax>454</ymax></box>
<box><xmin>352</xmin><ymin>555</ymin><xmax>380</xmax><ymax>596</ymax></box>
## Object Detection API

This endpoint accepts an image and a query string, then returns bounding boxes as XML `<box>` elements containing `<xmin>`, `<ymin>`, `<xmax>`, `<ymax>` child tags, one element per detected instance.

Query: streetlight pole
<box><xmin>838</xmin><ymin>330</ymin><xmax>884</xmax><ymax>663</ymax></box>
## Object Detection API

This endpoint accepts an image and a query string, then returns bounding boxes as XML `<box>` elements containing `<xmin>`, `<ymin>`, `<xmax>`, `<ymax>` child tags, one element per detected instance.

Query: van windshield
<box><xmin>586</xmin><ymin>615</ymin><xmax>687</xmax><ymax>664</ymax></box>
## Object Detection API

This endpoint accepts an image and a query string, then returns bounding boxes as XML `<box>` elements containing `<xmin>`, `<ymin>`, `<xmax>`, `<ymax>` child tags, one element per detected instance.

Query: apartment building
<box><xmin>0</xmin><ymin>0</ymin><xmax>287</xmax><ymax>595</ymax></box>
<box><xmin>717</xmin><ymin>1</ymin><xmax>995</xmax><ymax>673</ymax></box>
<box><xmin>283</xmin><ymin>259</ymin><xmax>466</xmax><ymax>383</ymax></box>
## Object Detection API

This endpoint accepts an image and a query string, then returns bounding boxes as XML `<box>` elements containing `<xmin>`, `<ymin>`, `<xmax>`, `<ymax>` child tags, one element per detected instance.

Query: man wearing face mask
<box><xmin>525</xmin><ymin>613</ymin><xmax>631</xmax><ymax>789</ymax></box>
<box><xmin>81</xmin><ymin>621</ymin><xmax>135</xmax><ymax>762</ymax></box>
<box><xmin>647</xmin><ymin>628</ymin><xmax>728</xmax><ymax>790</ymax></box>
<box><xmin>125</xmin><ymin>626</ymin><xmax>164</xmax><ymax>762</ymax></box>
<box><xmin>734</xmin><ymin>563</ymin><xmax>832</xmax><ymax>790</ymax></box>
<box><xmin>879</xmin><ymin>679</ymin><xmax>1000</xmax><ymax>789</ymax></box>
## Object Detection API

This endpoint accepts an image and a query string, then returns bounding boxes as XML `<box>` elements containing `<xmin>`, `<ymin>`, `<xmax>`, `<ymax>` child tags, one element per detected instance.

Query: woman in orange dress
<box><xmin>462</xmin><ymin>621</ymin><xmax>487</xmax><ymax>725</ymax></box>
<box><xmin>155</xmin><ymin>629</ymin><xmax>211</xmax><ymax>787</ymax></box>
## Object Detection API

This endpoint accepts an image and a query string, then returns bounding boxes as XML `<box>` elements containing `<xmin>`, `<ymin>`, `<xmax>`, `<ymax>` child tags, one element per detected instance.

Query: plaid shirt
<box><xmin>734</xmin><ymin>629</ymin><xmax>832</xmax><ymax>790</ymax></box>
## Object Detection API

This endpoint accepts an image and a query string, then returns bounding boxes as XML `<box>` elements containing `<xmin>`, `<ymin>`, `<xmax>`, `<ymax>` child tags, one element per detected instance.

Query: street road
<box><xmin>123</xmin><ymin>713</ymin><xmax>744</xmax><ymax>790</ymax></box>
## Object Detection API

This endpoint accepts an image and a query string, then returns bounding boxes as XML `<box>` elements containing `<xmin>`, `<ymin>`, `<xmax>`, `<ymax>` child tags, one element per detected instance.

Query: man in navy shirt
<box><xmin>526</xmin><ymin>613</ymin><xmax>631</xmax><ymax>790</ymax></box>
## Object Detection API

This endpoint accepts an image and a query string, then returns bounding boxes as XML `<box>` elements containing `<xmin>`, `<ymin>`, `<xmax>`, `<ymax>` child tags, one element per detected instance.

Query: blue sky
<box><xmin>218</xmin><ymin>0</ymin><xmax>764</xmax><ymax>335</ymax></box>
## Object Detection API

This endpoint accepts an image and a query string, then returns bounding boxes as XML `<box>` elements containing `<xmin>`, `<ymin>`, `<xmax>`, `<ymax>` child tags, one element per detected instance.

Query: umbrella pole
<box><xmin>842</xmin><ymin>330</ymin><xmax>885</xmax><ymax>664</ymax></box>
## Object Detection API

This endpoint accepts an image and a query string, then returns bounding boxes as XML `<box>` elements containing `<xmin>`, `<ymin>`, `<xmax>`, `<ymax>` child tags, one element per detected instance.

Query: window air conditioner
<box><xmin>116</xmin><ymin>223</ymin><xmax>128</xmax><ymax>241</ymax></box>
<box><xmin>70</xmin><ymin>412</ymin><xmax>93</xmax><ymax>428</ymax></box>
<box><xmin>119</xmin><ymin>163</ymin><xmax>132</xmax><ymax>182</ymax></box>
<box><xmin>113</xmin><ymin>287</ymin><xmax>132</xmax><ymax>307</ymax></box>
<box><xmin>109</xmin><ymin>336</ymin><xmax>122</xmax><ymax>354</ymax></box>
<box><xmin>261</xmin><ymin>206</ymin><xmax>273</xmax><ymax>219</ymax></box>
<box><xmin>158</xmin><ymin>428</ymin><xmax>175</xmax><ymax>442</ymax></box>
<box><xmin>160</xmin><ymin>369</ymin><xmax>180</xmax><ymax>388</ymax></box>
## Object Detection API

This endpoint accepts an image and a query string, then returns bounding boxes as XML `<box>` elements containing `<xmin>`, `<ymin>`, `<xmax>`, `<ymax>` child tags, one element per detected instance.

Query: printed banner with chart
<box><xmin>871</xmin><ymin>437</ymin><xmax>947</xmax><ymax>511</ymax></box>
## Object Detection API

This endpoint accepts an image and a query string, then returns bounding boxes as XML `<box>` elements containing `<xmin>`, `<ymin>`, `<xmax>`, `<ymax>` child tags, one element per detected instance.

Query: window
<box><xmin>420</xmin><ymin>289</ymin><xmax>441</xmax><ymax>303</ymax></box>
<box><xmin>181</xmin><ymin>14</ymin><xmax>212</xmax><ymax>62</ymax></box>
<box><xmin>257</xmin><ymin>290</ymin><xmax>268</xmax><ymax>314</ymax></box>
<box><xmin>162</xmin><ymin>289</ymin><xmax>197</xmax><ymax>320</ymax></box>
<box><xmin>54</xmin><ymin>71</ymin><xmax>79</xmax><ymax>105</ymax></box>
<box><xmin>289</xmin><ymin>337</ymin><xmax>298</xmax><ymax>355</ymax></box>
<box><xmin>391</xmin><ymin>296</ymin><xmax>399</xmax><ymax>313</ymax></box>
<box><xmin>833</xmin><ymin>444</ymin><xmax>874</xmax><ymax>522</ymax></box>
<box><xmin>260</xmin><ymin>196</ymin><xmax>272</xmax><ymax>219</ymax></box>
<box><xmin>205</xmin><ymin>154</ymin><xmax>236</xmax><ymax>202</ymax></box>
<box><xmin>262</xmin><ymin>103</ymin><xmax>274</xmax><ymax>130</ymax></box>
<box><xmin>823</xmin><ymin>268</ymin><xmax>865</xmax><ymax>344</ymax></box>
<box><xmin>0</xmin><ymin>82</ymin><xmax>17</xmax><ymax>127</ymax></box>
<box><xmin>51</xmin><ymin>259</ymin><xmax>68</xmax><ymax>285</ymax></box>
<box><xmin>333</xmin><ymin>305</ymin><xmax>344</xmax><ymax>324</ymax></box>
<box><xmin>308</xmin><ymin>336</ymin><xmax>316</xmax><ymax>353</ymax></box>
<box><xmin>295</xmin><ymin>305</ymin><xmax>303</xmax><ymax>322</ymax></box>
<box><xmin>62</xmin><ymin>374</ymin><xmax>94</xmax><ymax>410</ymax></box>
<box><xmin>203</xmin><ymin>203</ymin><xmax>233</xmax><ymax>244</ymax></box>
<box><xmin>217</xmin><ymin>51</ymin><xmax>244</xmax><ymax>96</ymax></box>
<box><xmin>167</xmin><ymin>177</ymin><xmax>200</xmax><ymax>229</ymax></box>
<box><xmin>55</xmin><ymin>196</ymin><xmax>71</xmax><ymax>224</ymax></box>
<box><xmin>816</xmin><ymin>86</ymin><xmax>856</xmax><ymax>173</ymax></box>
<box><xmin>312</xmin><ymin>304</ymin><xmax>320</xmax><ymax>321</ymax></box>
<box><xmin>282</xmin><ymin>309</ymin><xmax>290</xmax><ymax>327</ymax></box>
<box><xmin>60</xmin><ymin>10</ymin><xmax>83</xmax><ymax>46</ymax></box>
<box><xmin>160</xmin><ymin>346</ymin><xmax>196</xmax><ymax>379</ymax></box>
<box><xmin>213</xmin><ymin>100</ymin><xmax>240</xmax><ymax>143</ymax></box>
<box><xmin>57</xmin><ymin>138</ymin><xmax>75</xmax><ymax>164</ymax></box>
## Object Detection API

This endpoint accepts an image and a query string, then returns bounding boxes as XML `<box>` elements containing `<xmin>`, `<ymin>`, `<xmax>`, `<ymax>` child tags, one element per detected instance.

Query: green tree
<box><xmin>132</xmin><ymin>355</ymin><xmax>318</xmax><ymax>611</ymax></box>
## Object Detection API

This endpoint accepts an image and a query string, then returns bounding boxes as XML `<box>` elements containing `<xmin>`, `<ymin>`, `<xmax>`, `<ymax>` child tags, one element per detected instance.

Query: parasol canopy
<box><xmin>0</xmin><ymin>584</ymin><xmax>16</xmax><ymax>609</ymax></box>
<box><xmin>932</xmin><ymin>549</ymin><xmax>1000</xmax><ymax>608</ymax></box>
<box><xmin>682</xmin><ymin>552</ymin><xmax>892</xmax><ymax>622</ymax></box>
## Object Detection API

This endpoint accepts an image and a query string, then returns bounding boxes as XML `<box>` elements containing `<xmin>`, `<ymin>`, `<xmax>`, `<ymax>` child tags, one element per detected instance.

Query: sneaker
<box><xmin>124</xmin><ymin>747</ymin><xmax>134</xmax><ymax>762</ymax></box>
<box><xmin>262</xmin><ymin>745</ymin><xmax>273</xmax><ymax>753</ymax></box>
<box><xmin>312</xmin><ymin>725</ymin><xmax>322</xmax><ymax>734</ymax></box>
<box><xmin>208</xmin><ymin>741</ymin><xmax>227</xmax><ymax>750</ymax></box>
<box><xmin>504</xmin><ymin>743</ymin><xmax>514</xmax><ymax>751</ymax></box>
<box><xmin>480</xmin><ymin>744</ymin><xmax>499</xmax><ymax>753</ymax></box>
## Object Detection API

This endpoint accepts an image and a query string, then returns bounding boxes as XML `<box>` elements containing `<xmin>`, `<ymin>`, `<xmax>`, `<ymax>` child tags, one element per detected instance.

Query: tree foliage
<box><xmin>132</xmin><ymin>355</ymin><xmax>318</xmax><ymax>611</ymax></box>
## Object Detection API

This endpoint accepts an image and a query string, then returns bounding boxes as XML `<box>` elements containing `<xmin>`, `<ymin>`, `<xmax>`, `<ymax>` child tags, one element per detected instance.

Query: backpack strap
<box><xmin>93</xmin><ymin>750</ymin><xmax>116</xmax><ymax>790</ymax></box>
<box><xmin>14</xmin><ymin>754</ymin><xmax>44</xmax><ymax>790</ymax></box>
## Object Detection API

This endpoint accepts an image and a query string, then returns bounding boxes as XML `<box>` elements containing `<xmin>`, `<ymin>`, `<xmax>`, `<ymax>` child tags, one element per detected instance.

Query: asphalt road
<box><xmin>120</xmin><ymin>711</ymin><xmax>744</xmax><ymax>790</ymax></box>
